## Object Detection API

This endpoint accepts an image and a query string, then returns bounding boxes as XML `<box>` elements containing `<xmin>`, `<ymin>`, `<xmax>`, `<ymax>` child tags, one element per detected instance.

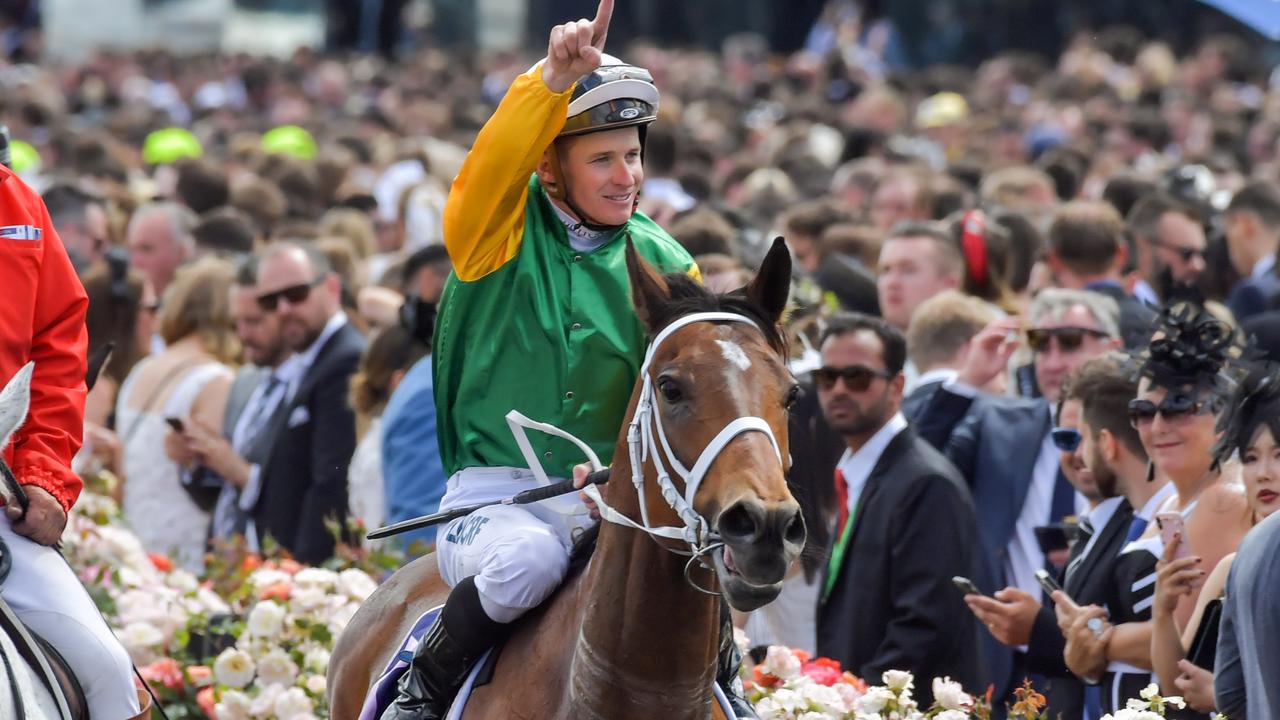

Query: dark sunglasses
<box><xmin>1148</xmin><ymin>238</ymin><xmax>1205</xmax><ymax>263</ymax></box>
<box><xmin>257</xmin><ymin>277</ymin><xmax>324</xmax><ymax>312</ymax></box>
<box><xmin>814</xmin><ymin>365</ymin><xmax>893</xmax><ymax>392</ymax></box>
<box><xmin>1127</xmin><ymin>394</ymin><xmax>1209</xmax><ymax>427</ymax></box>
<box><xmin>1051</xmin><ymin>427</ymin><xmax>1081</xmax><ymax>452</ymax></box>
<box><xmin>1026</xmin><ymin>327</ymin><xmax>1111</xmax><ymax>353</ymax></box>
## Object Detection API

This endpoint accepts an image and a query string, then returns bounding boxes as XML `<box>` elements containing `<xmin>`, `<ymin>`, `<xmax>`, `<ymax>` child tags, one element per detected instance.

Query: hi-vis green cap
<box><xmin>143</xmin><ymin>127</ymin><xmax>204</xmax><ymax>165</ymax></box>
<box><xmin>9</xmin><ymin>140</ymin><xmax>40</xmax><ymax>174</ymax></box>
<box><xmin>261</xmin><ymin>125</ymin><xmax>317</xmax><ymax>160</ymax></box>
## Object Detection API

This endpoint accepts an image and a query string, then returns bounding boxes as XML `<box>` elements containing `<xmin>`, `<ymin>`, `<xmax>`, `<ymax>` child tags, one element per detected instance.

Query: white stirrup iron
<box><xmin>506</xmin><ymin>311</ymin><xmax>783</xmax><ymax>561</ymax></box>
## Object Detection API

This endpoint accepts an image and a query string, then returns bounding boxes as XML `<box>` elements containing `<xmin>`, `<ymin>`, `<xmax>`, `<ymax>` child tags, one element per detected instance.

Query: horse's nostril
<box><xmin>718</xmin><ymin>503</ymin><xmax>759</xmax><ymax>541</ymax></box>
<box><xmin>782</xmin><ymin>510</ymin><xmax>806</xmax><ymax>546</ymax></box>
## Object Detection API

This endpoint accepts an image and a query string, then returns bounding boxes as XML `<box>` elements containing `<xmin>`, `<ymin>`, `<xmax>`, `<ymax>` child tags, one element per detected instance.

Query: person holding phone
<box><xmin>1151</xmin><ymin>368</ymin><xmax>1280</xmax><ymax>712</ymax></box>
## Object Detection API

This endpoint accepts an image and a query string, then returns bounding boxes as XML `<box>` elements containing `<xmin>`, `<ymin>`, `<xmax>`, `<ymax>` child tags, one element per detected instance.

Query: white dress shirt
<box><xmin>835</xmin><ymin>412</ymin><xmax>909</xmax><ymax>518</ymax></box>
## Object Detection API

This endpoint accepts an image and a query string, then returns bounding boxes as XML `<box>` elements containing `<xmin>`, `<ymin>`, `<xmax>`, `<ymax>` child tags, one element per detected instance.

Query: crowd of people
<box><xmin>3</xmin><ymin>2</ymin><xmax>1280</xmax><ymax>717</ymax></box>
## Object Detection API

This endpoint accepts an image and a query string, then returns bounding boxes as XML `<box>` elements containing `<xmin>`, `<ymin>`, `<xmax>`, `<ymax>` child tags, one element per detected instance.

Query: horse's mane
<box><xmin>649</xmin><ymin>272</ymin><xmax>787</xmax><ymax>356</ymax></box>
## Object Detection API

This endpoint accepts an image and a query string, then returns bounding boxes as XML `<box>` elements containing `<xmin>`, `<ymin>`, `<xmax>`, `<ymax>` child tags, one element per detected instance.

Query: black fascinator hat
<box><xmin>1129</xmin><ymin>302</ymin><xmax>1252</xmax><ymax>405</ymax></box>
<box><xmin>1214</xmin><ymin>365</ymin><xmax>1280</xmax><ymax>468</ymax></box>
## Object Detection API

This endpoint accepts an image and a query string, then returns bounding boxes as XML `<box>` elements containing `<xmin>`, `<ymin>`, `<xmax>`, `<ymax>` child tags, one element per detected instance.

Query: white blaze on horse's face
<box><xmin>0</xmin><ymin>362</ymin><xmax>34</xmax><ymax>450</ymax></box>
<box><xmin>715</xmin><ymin>338</ymin><xmax>752</xmax><ymax>372</ymax></box>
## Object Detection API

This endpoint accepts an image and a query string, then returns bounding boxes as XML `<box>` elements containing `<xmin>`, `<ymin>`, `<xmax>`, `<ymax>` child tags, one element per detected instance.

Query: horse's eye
<box><xmin>784</xmin><ymin>385</ymin><xmax>802</xmax><ymax>410</ymax></box>
<box><xmin>657</xmin><ymin>376</ymin><xmax>684</xmax><ymax>404</ymax></box>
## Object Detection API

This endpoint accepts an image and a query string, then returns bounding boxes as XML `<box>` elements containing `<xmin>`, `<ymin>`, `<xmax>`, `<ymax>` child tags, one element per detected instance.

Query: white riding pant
<box><xmin>437</xmin><ymin>467</ymin><xmax>594</xmax><ymax>624</ymax></box>
<box><xmin>0</xmin><ymin>517</ymin><xmax>140</xmax><ymax>719</ymax></box>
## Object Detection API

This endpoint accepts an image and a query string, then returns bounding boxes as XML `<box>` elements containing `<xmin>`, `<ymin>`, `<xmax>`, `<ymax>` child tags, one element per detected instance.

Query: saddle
<box><xmin>0</xmin><ymin>536</ymin><xmax>88</xmax><ymax>720</ymax></box>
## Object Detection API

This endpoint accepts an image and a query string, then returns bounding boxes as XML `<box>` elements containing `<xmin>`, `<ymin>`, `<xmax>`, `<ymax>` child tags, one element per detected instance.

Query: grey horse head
<box><xmin>0</xmin><ymin>362</ymin><xmax>33</xmax><ymax>452</ymax></box>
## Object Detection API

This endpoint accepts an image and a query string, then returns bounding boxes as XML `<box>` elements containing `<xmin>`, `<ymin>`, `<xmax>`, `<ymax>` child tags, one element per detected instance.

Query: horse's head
<box><xmin>625</xmin><ymin>239</ymin><xmax>805</xmax><ymax>611</ymax></box>
<box><xmin>0</xmin><ymin>362</ymin><xmax>34</xmax><ymax>452</ymax></box>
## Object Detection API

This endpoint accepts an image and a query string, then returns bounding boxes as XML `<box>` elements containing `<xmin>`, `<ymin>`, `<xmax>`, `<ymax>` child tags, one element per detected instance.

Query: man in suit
<box><xmin>1223</xmin><ymin>180</ymin><xmax>1280</xmax><ymax>322</ymax></box>
<box><xmin>902</xmin><ymin>290</ymin><xmax>996</xmax><ymax>421</ymax></box>
<box><xmin>243</xmin><ymin>242</ymin><xmax>366</xmax><ymax>563</ymax></box>
<box><xmin>966</xmin><ymin>357</ymin><xmax>1169</xmax><ymax>716</ymax></box>
<box><xmin>814</xmin><ymin>313</ymin><xmax>983</xmax><ymax>707</ymax></box>
<box><xmin>1126</xmin><ymin>193</ymin><xmax>1207</xmax><ymax>306</ymax></box>
<box><xmin>914</xmin><ymin>288</ymin><xmax>1122</xmax><ymax>704</ymax></box>
<box><xmin>1044</xmin><ymin>200</ymin><xmax>1156</xmax><ymax>350</ymax></box>
<box><xmin>175</xmin><ymin>256</ymin><xmax>296</xmax><ymax>545</ymax></box>
<box><xmin>1215</xmin><ymin>510</ymin><xmax>1280</xmax><ymax>717</ymax></box>
<box><xmin>1055</xmin><ymin>358</ymin><xmax>1169</xmax><ymax>713</ymax></box>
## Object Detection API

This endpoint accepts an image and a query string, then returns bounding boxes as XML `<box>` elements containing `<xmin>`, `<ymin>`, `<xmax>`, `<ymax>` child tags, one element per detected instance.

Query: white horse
<box><xmin>0</xmin><ymin>362</ymin><xmax>74</xmax><ymax>720</ymax></box>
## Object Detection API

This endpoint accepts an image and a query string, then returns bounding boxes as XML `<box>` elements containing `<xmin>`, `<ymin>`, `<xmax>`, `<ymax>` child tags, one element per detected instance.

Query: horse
<box><xmin>329</xmin><ymin>237</ymin><xmax>806</xmax><ymax>720</ymax></box>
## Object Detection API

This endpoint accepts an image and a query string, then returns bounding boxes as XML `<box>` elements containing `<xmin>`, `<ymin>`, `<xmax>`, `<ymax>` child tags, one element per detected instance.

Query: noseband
<box><xmin>509</xmin><ymin>311</ymin><xmax>783</xmax><ymax>582</ymax></box>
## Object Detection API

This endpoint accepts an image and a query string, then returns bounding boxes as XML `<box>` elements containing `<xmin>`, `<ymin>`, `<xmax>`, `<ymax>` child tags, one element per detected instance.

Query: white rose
<box><xmin>799</xmin><ymin>682</ymin><xmax>848</xmax><ymax>713</ymax></box>
<box><xmin>855</xmin><ymin>687</ymin><xmax>896</xmax><ymax>714</ymax></box>
<box><xmin>249</xmin><ymin>683</ymin><xmax>283</xmax><ymax>718</ymax></box>
<box><xmin>797</xmin><ymin>713</ymin><xmax>832</xmax><ymax>720</ymax></box>
<box><xmin>882</xmin><ymin>670</ymin><xmax>913</xmax><ymax>692</ymax></box>
<box><xmin>293</xmin><ymin>568</ymin><xmax>339</xmax><ymax>589</ymax></box>
<box><xmin>247</xmin><ymin>601</ymin><xmax>286</xmax><ymax>638</ymax></box>
<box><xmin>304</xmin><ymin>673</ymin><xmax>327</xmax><ymax>696</ymax></box>
<box><xmin>931</xmin><ymin>677</ymin><xmax>972</xmax><ymax>711</ymax></box>
<box><xmin>761</xmin><ymin>646</ymin><xmax>802</xmax><ymax>681</ymax></box>
<box><xmin>338</xmin><ymin>568</ymin><xmax>378</xmax><ymax>601</ymax></box>
<box><xmin>117</xmin><ymin>622</ymin><xmax>164</xmax><ymax>664</ymax></box>
<box><xmin>257</xmin><ymin>648</ymin><xmax>299</xmax><ymax>687</ymax></box>
<box><xmin>835</xmin><ymin>681</ymin><xmax>863</xmax><ymax>708</ymax></box>
<box><xmin>326</xmin><ymin>601</ymin><xmax>360</xmax><ymax>635</ymax></box>
<box><xmin>935</xmin><ymin>711</ymin><xmax>970</xmax><ymax>720</ymax></box>
<box><xmin>769</xmin><ymin>687</ymin><xmax>804</xmax><ymax>712</ymax></box>
<box><xmin>166</xmin><ymin>569</ymin><xmax>199</xmax><ymax>592</ymax></box>
<box><xmin>248</xmin><ymin>568</ymin><xmax>292</xmax><ymax>589</ymax></box>
<box><xmin>214</xmin><ymin>689</ymin><xmax>252</xmax><ymax>720</ymax></box>
<box><xmin>213</xmin><ymin>648</ymin><xmax>257</xmax><ymax>689</ymax></box>
<box><xmin>303</xmin><ymin>647</ymin><xmax>330</xmax><ymax>674</ymax></box>
<box><xmin>732</xmin><ymin>627</ymin><xmax>751</xmax><ymax>656</ymax></box>
<box><xmin>197</xmin><ymin>586</ymin><xmax>232</xmax><ymax>614</ymax></box>
<box><xmin>752</xmin><ymin>696</ymin><xmax>786</xmax><ymax>720</ymax></box>
<box><xmin>273</xmin><ymin>686</ymin><xmax>313</xmax><ymax>718</ymax></box>
<box><xmin>290</xmin><ymin>586</ymin><xmax>327</xmax><ymax>613</ymax></box>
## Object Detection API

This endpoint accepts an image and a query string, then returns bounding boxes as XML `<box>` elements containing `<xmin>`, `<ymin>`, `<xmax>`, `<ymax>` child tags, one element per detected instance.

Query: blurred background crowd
<box><xmin>5</xmin><ymin>0</ymin><xmax>1280</xmax><ymax>716</ymax></box>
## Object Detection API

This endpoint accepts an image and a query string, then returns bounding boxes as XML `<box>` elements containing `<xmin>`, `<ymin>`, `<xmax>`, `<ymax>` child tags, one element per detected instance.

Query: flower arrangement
<box><xmin>61</xmin><ymin>489</ymin><xmax>396</xmax><ymax>719</ymax></box>
<box><xmin>1099</xmin><ymin>684</ymin><xmax>1187</xmax><ymax>720</ymax></box>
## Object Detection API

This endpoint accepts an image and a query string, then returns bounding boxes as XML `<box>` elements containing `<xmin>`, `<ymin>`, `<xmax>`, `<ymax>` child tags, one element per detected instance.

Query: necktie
<box><xmin>833</xmin><ymin>468</ymin><xmax>849</xmax><ymax>540</ymax></box>
<box><xmin>1126</xmin><ymin>516</ymin><xmax>1149</xmax><ymax>543</ymax></box>
<box><xmin>1064</xmin><ymin>515</ymin><xmax>1095</xmax><ymax>584</ymax></box>
<box><xmin>239</xmin><ymin>375</ymin><xmax>283</xmax><ymax>451</ymax></box>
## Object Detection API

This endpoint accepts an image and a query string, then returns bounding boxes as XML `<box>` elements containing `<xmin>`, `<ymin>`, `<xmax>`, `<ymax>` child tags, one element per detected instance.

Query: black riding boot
<box><xmin>717</xmin><ymin>603</ymin><xmax>759</xmax><ymax>719</ymax></box>
<box><xmin>380</xmin><ymin>577</ymin><xmax>506</xmax><ymax>720</ymax></box>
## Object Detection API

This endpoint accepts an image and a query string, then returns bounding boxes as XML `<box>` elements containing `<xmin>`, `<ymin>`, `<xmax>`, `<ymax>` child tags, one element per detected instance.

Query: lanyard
<box><xmin>822</xmin><ymin>503</ymin><xmax>857</xmax><ymax>601</ymax></box>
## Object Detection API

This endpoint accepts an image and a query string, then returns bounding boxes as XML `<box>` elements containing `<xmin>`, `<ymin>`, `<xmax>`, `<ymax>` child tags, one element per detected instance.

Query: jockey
<box><xmin>0</xmin><ymin>164</ymin><xmax>144</xmax><ymax>717</ymax></box>
<box><xmin>382</xmin><ymin>2</ymin><xmax>755</xmax><ymax>718</ymax></box>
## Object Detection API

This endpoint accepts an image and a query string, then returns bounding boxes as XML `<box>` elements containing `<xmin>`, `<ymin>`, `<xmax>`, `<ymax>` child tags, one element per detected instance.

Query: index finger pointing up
<box><xmin>591</xmin><ymin>0</ymin><xmax>614</xmax><ymax>50</ymax></box>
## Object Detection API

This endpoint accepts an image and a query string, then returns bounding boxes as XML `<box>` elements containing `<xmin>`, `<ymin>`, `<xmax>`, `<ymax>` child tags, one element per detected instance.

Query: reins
<box><xmin>508</xmin><ymin>311</ymin><xmax>783</xmax><ymax>592</ymax></box>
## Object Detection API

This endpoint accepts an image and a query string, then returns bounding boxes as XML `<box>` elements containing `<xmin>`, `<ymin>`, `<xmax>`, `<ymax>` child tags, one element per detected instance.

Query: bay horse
<box><xmin>329</xmin><ymin>237</ymin><xmax>806</xmax><ymax>719</ymax></box>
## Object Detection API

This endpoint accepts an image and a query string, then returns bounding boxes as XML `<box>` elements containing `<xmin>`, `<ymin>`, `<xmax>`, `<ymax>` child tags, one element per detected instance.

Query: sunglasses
<box><xmin>1026</xmin><ymin>327</ymin><xmax>1111</xmax><ymax>353</ymax></box>
<box><xmin>257</xmin><ymin>277</ymin><xmax>324</xmax><ymax>312</ymax></box>
<box><xmin>814</xmin><ymin>365</ymin><xmax>893</xmax><ymax>392</ymax></box>
<box><xmin>1148</xmin><ymin>238</ymin><xmax>1205</xmax><ymax>263</ymax></box>
<box><xmin>1127</xmin><ymin>394</ymin><xmax>1210</xmax><ymax>428</ymax></box>
<box><xmin>1051</xmin><ymin>427</ymin><xmax>1081</xmax><ymax>452</ymax></box>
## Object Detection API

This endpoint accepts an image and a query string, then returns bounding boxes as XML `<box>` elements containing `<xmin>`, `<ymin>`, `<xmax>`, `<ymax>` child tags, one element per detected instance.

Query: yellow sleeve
<box><xmin>444</xmin><ymin>64</ymin><xmax>574</xmax><ymax>281</ymax></box>
<box><xmin>687</xmin><ymin>264</ymin><xmax>703</xmax><ymax>284</ymax></box>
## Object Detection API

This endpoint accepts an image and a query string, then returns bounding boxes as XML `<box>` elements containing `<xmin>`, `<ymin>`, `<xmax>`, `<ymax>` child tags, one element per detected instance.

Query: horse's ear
<box><xmin>745</xmin><ymin>237</ymin><xmax>792</xmax><ymax>325</ymax></box>
<box><xmin>626</xmin><ymin>239</ymin><xmax>671</xmax><ymax>331</ymax></box>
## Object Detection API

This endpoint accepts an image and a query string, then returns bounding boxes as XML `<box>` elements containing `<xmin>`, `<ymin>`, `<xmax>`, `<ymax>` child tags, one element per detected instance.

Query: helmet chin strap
<box><xmin>544</xmin><ymin>134</ymin><xmax>642</xmax><ymax>234</ymax></box>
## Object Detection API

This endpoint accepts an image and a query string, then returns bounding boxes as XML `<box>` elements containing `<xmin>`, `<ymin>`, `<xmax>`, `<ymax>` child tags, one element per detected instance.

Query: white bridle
<box><xmin>507</xmin><ymin>311</ymin><xmax>783</xmax><ymax>561</ymax></box>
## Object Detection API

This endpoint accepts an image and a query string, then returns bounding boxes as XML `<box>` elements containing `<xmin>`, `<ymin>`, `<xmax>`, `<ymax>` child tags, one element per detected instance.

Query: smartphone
<box><xmin>952</xmin><ymin>576</ymin><xmax>985</xmax><ymax>596</ymax></box>
<box><xmin>1157</xmin><ymin>512</ymin><xmax>1193</xmax><ymax>562</ymax></box>
<box><xmin>165</xmin><ymin>417</ymin><xmax>186</xmax><ymax>433</ymax></box>
<box><xmin>1035</xmin><ymin>568</ymin><xmax>1065</xmax><ymax>598</ymax></box>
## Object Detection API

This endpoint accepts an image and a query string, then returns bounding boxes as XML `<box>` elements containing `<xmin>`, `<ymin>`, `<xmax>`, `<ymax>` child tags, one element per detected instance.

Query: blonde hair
<box><xmin>905</xmin><ymin>290</ymin><xmax>997</xmax><ymax>371</ymax></box>
<box><xmin>157</xmin><ymin>256</ymin><xmax>239</xmax><ymax>363</ymax></box>
<box><xmin>319</xmin><ymin>207</ymin><xmax>376</xmax><ymax>259</ymax></box>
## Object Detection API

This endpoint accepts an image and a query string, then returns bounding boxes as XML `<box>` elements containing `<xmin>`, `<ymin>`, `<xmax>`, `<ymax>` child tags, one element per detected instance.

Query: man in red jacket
<box><xmin>0</xmin><ymin>164</ymin><xmax>143</xmax><ymax>718</ymax></box>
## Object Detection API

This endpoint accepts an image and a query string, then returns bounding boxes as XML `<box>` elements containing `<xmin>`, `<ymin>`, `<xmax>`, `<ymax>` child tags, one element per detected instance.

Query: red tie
<box><xmin>834</xmin><ymin>468</ymin><xmax>849</xmax><ymax>540</ymax></box>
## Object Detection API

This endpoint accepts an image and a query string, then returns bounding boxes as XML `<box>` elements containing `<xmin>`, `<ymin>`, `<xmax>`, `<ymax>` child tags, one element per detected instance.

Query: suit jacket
<box><xmin>1086</xmin><ymin>282</ymin><xmax>1158</xmax><ymax>351</ymax></box>
<box><xmin>1242</xmin><ymin>309</ymin><xmax>1280</xmax><ymax>364</ymax></box>
<box><xmin>1026</xmin><ymin>499</ymin><xmax>1135</xmax><ymax>718</ymax></box>
<box><xmin>901</xmin><ymin>377</ymin><xmax>945</xmax><ymax>423</ymax></box>
<box><xmin>1226</xmin><ymin>271</ymin><xmax>1280</xmax><ymax>322</ymax></box>
<box><xmin>816</xmin><ymin>427</ymin><xmax>984</xmax><ymax>707</ymax></box>
<box><xmin>252</xmin><ymin>322</ymin><xmax>366</xmax><ymax>564</ymax></box>
<box><xmin>914</xmin><ymin>385</ymin><xmax>1054</xmax><ymax>700</ymax></box>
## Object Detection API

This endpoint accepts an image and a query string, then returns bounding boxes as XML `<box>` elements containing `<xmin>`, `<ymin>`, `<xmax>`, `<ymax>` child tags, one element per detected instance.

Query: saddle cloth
<box><xmin>358</xmin><ymin>606</ymin><xmax>739</xmax><ymax>719</ymax></box>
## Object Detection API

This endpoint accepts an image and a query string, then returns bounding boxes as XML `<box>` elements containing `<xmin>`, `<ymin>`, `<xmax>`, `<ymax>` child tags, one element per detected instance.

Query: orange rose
<box><xmin>186</xmin><ymin>665</ymin><xmax>213</xmax><ymax>686</ymax></box>
<box><xmin>279</xmin><ymin>558</ymin><xmax>303</xmax><ymax>574</ymax></box>
<box><xmin>148</xmin><ymin>553</ymin><xmax>174</xmax><ymax>573</ymax></box>
<box><xmin>196</xmin><ymin>686</ymin><xmax>217</xmax><ymax>717</ymax></box>
<box><xmin>240</xmin><ymin>554</ymin><xmax>263</xmax><ymax>573</ymax></box>
<box><xmin>140</xmin><ymin>658</ymin><xmax>183</xmax><ymax>690</ymax></box>
<box><xmin>258</xmin><ymin>582</ymin><xmax>291</xmax><ymax>601</ymax></box>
